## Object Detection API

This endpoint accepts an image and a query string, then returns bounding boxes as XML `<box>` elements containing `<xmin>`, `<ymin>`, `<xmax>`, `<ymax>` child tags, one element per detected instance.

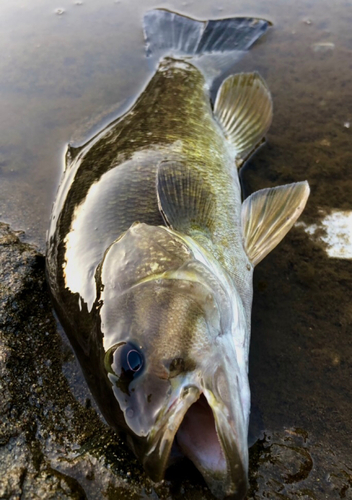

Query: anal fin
<box><xmin>214</xmin><ymin>72</ymin><xmax>273</xmax><ymax>167</ymax></box>
<box><xmin>242</xmin><ymin>181</ymin><xmax>310</xmax><ymax>266</ymax></box>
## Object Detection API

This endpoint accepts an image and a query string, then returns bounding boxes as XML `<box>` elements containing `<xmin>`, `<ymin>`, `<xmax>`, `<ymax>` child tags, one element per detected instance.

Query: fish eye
<box><xmin>125</xmin><ymin>349</ymin><xmax>143</xmax><ymax>372</ymax></box>
<box><xmin>105</xmin><ymin>342</ymin><xmax>144</xmax><ymax>382</ymax></box>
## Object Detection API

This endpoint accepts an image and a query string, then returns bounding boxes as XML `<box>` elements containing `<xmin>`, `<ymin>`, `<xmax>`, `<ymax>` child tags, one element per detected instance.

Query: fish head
<box><xmin>99</xmin><ymin>223</ymin><xmax>250</xmax><ymax>499</ymax></box>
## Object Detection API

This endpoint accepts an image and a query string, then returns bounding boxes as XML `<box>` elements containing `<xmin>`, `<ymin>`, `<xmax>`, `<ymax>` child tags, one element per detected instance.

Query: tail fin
<box><xmin>143</xmin><ymin>9</ymin><xmax>271</xmax><ymax>80</ymax></box>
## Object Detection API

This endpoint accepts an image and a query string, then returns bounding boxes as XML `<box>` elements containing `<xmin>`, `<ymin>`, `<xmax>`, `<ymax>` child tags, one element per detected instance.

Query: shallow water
<box><xmin>1</xmin><ymin>0</ymin><xmax>352</xmax><ymax>497</ymax></box>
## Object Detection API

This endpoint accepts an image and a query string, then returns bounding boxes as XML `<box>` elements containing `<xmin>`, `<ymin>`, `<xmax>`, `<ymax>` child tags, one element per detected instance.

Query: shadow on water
<box><xmin>1</xmin><ymin>0</ymin><xmax>352</xmax><ymax>498</ymax></box>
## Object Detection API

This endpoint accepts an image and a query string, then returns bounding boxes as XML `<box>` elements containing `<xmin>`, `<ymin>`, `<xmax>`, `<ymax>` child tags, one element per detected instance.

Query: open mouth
<box><xmin>175</xmin><ymin>394</ymin><xmax>226</xmax><ymax>474</ymax></box>
<box><xmin>141</xmin><ymin>384</ymin><xmax>247</xmax><ymax>499</ymax></box>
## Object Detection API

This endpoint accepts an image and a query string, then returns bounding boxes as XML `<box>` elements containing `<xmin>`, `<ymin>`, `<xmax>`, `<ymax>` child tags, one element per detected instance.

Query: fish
<box><xmin>46</xmin><ymin>9</ymin><xmax>310</xmax><ymax>500</ymax></box>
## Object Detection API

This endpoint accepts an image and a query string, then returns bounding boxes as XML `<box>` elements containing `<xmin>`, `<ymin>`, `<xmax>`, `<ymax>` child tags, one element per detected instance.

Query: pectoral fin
<box><xmin>156</xmin><ymin>161</ymin><xmax>216</xmax><ymax>235</ymax></box>
<box><xmin>242</xmin><ymin>181</ymin><xmax>310</xmax><ymax>266</ymax></box>
<box><xmin>214</xmin><ymin>72</ymin><xmax>273</xmax><ymax>167</ymax></box>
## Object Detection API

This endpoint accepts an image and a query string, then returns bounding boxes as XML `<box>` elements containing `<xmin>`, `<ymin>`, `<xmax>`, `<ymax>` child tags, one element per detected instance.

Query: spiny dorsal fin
<box><xmin>156</xmin><ymin>160</ymin><xmax>216</xmax><ymax>235</ymax></box>
<box><xmin>214</xmin><ymin>72</ymin><xmax>273</xmax><ymax>167</ymax></box>
<box><xmin>242</xmin><ymin>181</ymin><xmax>310</xmax><ymax>266</ymax></box>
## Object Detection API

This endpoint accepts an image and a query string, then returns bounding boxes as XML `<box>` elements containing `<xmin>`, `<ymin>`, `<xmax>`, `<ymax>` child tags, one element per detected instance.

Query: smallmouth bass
<box><xmin>46</xmin><ymin>9</ymin><xmax>309</xmax><ymax>499</ymax></box>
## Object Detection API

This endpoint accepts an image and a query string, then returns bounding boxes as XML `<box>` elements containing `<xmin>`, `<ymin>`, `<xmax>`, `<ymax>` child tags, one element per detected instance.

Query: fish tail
<box><xmin>143</xmin><ymin>9</ymin><xmax>271</xmax><ymax>81</ymax></box>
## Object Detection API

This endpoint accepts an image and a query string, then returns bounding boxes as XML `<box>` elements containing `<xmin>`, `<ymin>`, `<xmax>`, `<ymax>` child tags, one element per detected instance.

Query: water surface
<box><xmin>1</xmin><ymin>0</ymin><xmax>352</xmax><ymax>497</ymax></box>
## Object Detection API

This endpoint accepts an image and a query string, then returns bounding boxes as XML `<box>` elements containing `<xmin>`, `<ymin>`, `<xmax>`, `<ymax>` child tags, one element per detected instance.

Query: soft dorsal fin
<box><xmin>242</xmin><ymin>181</ymin><xmax>310</xmax><ymax>266</ymax></box>
<box><xmin>214</xmin><ymin>72</ymin><xmax>273</xmax><ymax>167</ymax></box>
<box><xmin>156</xmin><ymin>160</ymin><xmax>216</xmax><ymax>235</ymax></box>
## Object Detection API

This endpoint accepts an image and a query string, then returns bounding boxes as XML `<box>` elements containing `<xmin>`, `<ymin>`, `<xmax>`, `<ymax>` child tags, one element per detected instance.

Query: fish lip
<box><xmin>139</xmin><ymin>384</ymin><xmax>201</xmax><ymax>482</ymax></box>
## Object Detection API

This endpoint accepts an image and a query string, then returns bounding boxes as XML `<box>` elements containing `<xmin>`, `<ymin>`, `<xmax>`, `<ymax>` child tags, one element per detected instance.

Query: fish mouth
<box><xmin>138</xmin><ymin>384</ymin><xmax>200</xmax><ymax>482</ymax></box>
<box><xmin>176</xmin><ymin>392</ymin><xmax>248</xmax><ymax>499</ymax></box>
<box><xmin>136</xmin><ymin>380</ymin><xmax>248</xmax><ymax>500</ymax></box>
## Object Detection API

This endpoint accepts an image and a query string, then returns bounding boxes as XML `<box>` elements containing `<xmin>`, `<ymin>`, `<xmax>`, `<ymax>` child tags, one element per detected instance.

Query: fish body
<box><xmin>46</xmin><ymin>10</ymin><xmax>309</xmax><ymax>500</ymax></box>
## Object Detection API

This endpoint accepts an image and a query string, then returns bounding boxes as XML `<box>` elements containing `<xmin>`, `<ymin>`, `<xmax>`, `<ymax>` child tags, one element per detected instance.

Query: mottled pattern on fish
<box><xmin>47</xmin><ymin>57</ymin><xmax>254</xmax><ymax>357</ymax></box>
<box><xmin>51</xmin><ymin>59</ymin><xmax>248</xmax><ymax>293</ymax></box>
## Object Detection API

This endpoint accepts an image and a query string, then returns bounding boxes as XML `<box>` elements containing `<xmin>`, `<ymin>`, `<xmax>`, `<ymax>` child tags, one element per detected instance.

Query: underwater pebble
<box><xmin>55</xmin><ymin>8</ymin><xmax>65</xmax><ymax>15</ymax></box>
<box><xmin>344</xmin><ymin>121</ymin><xmax>350</xmax><ymax>128</ymax></box>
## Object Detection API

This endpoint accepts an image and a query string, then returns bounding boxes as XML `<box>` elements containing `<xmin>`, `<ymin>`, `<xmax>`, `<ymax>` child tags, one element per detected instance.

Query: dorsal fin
<box><xmin>156</xmin><ymin>160</ymin><xmax>216</xmax><ymax>236</ymax></box>
<box><xmin>242</xmin><ymin>181</ymin><xmax>310</xmax><ymax>266</ymax></box>
<box><xmin>214</xmin><ymin>72</ymin><xmax>273</xmax><ymax>167</ymax></box>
